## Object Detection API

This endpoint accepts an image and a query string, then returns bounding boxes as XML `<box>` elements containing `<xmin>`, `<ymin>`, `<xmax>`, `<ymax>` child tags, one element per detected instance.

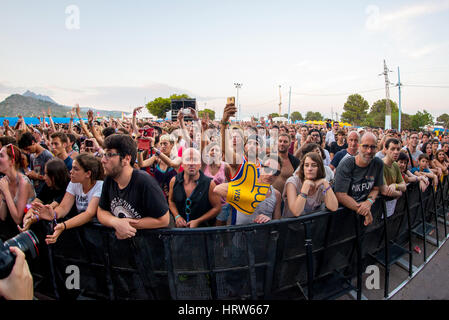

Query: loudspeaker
<box><xmin>171</xmin><ymin>99</ymin><xmax>196</xmax><ymax>121</ymax></box>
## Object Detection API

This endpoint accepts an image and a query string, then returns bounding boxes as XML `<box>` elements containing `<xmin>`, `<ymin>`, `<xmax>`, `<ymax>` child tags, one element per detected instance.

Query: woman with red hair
<box><xmin>0</xmin><ymin>144</ymin><xmax>36</xmax><ymax>232</ymax></box>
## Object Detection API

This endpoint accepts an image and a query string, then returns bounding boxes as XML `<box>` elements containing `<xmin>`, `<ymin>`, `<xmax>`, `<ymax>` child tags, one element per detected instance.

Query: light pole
<box><xmin>234</xmin><ymin>82</ymin><xmax>242</xmax><ymax>121</ymax></box>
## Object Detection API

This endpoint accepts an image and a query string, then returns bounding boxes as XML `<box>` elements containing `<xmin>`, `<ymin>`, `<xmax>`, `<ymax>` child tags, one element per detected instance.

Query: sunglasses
<box><xmin>361</xmin><ymin>144</ymin><xmax>377</xmax><ymax>150</ymax></box>
<box><xmin>185</xmin><ymin>198</ymin><xmax>192</xmax><ymax>222</ymax></box>
<box><xmin>5</xmin><ymin>144</ymin><xmax>15</xmax><ymax>163</ymax></box>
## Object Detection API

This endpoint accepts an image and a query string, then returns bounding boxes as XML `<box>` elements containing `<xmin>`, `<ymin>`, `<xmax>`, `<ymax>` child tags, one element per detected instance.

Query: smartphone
<box><xmin>85</xmin><ymin>140</ymin><xmax>93</xmax><ymax>148</ymax></box>
<box><xmin>182</xmin><ymin>108</ymin><xmax>191</xmax><ymax>115</ymax></box>
<box><xmin>137</xmin><ymin>138</ymin><xmax>150</xmax><ymax>150</ymax></box>
<box><xmin>139</xmin><ymin>127</ymin><xmax>154</xmax><ymax>137</ymax></box>
<box><xmin>227</xmin><ymin>97</ymin><xmax>235</xmax><ymax>105</ymax></box>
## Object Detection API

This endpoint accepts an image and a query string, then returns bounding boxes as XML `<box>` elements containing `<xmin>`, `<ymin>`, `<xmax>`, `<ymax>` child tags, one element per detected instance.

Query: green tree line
<box><xmin>145</xmin><ymin>93</ymin><xmax>444</xmax><ymax>130</ymax></box>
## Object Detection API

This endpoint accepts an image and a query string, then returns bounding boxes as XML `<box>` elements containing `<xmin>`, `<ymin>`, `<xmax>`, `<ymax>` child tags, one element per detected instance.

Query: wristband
<box><xmin>34</xmin><ymin>214</ymin><xmax>39</xmax><ymax>222</ymax></box>
<box><xmin>175</xmin><ymin>215</ymin><xmax>181</xmax><ymax>221</ymax></box>
<box><xmin>299</xmin><ymin>192</ymin><xmax>308</xmax><ymax>199</ymax></box>
<box><xmin>63</xmin><ymin>221</ymin><xmax>67</xmax><ymax>230</ymax></box>
<box><xmin>53</xmin><ymin>210</ymin><xmax>58</xmax><ymax>226</ymax></box>
<box><xmin>322</xmin><ymin>185</ymin><xmax>332</xmax><ymax>195</ymax></box>
<box><xmin>367</xmin><ymin>198</ymin><xmax>374</xmax><ymax>205</ymax></box>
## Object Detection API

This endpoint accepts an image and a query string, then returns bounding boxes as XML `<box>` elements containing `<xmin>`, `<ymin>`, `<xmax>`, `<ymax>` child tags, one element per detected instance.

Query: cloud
<box><xmin>295</xmin><ymin>60</ymin><xmax>311</xmax><ymax>69</ymax></box>
<box><xmin>409</xmin><ymin>44</ymin><xmax>441</xmax><ymax>58</ymax></box>
<box><xmin>365</xmin><ymin>1</ymin><xmax>449</xmax><ymax>31</ymax></box>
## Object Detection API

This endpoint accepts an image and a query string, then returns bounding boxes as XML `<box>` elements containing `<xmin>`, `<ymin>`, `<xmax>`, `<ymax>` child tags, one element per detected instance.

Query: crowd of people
<box><xmin>1</xmin><ymin>103</ymin><xmax>449</xmax><ymax>299</ymax></box>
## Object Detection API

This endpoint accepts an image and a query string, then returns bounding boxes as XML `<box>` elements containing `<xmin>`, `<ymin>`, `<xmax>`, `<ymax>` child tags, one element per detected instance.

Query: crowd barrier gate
<box><xmin>1</xmin><ymin>177</ymin><xmax>448</xmax><ymax>300</ymax></box>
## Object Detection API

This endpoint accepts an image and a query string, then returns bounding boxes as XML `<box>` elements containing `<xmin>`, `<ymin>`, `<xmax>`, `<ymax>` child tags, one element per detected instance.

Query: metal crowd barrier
<box><xmin>1</xmin><ymin>177</ymin><xmax>448</xmax><ymax>300</ymax></box>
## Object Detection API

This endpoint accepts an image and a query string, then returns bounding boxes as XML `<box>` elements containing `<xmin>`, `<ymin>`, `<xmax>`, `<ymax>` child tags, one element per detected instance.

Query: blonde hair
<box><xmin>159</xmin><ymin>134</ymin><xmax>175</xmax><ymax>143</ymax></box>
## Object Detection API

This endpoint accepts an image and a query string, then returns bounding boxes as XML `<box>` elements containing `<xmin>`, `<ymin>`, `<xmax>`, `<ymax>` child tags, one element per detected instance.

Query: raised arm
<box><xmin>75</xmin><ymin>104</ymin><xmax>93</xmax><ymax>138</ymax></box>
<box><xmin>47</xmin><ymin>107</ymin><xmax>57</xmax><ymax>133</ymax></box>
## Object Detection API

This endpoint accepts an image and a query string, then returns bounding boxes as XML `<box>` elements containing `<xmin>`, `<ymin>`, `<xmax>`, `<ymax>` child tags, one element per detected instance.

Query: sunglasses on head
<box><xmin>5</xmin><ymin>144</ymin><xmax>15</xmax><ymax>163</ymax></box>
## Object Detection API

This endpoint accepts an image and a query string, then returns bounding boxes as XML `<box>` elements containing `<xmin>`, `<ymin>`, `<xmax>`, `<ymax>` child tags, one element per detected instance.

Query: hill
<box><xmin>0</xmin><ymin>94</ymin><xmax>123</xmax><ymax>118</ymax></box>
<box><xmin>22</xmin><ymin>90</ymin><xmax>57</xmax><ymax>104</ymax></box>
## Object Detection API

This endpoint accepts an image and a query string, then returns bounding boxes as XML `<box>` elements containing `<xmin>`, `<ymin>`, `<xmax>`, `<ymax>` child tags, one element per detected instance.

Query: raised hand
<box><xmin>87</xmin><ymin>110</ymin><xmax>94</xmax><ymax>123</ymax></box>
<box><xmin>133</xmin><ymin>106</ymin><xmax>144</xmax><ymax>114</ymax></box>
<box><xmin>222</xmin><ymin>104</ymin><xmax>237</xmax><ymax>123</ymax></box>
<box><xmin>177</xmin><ymin>109</ymin><xmax>184</xmax><ymax>122</ymax></box>
<box><xmin>226</xmin><ymin>163</ymin><xmax>269</xmax><ymax>215</ymax></box>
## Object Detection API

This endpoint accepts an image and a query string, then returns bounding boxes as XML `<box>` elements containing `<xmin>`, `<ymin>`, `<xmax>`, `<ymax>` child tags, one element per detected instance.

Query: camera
<box><xmin>182</xmin><ymin>108</ymin><xmax>191</xmax><ymax>116</ymax></box>
<box><xmin>139</xmin><ymin>127</ymin><xmax>154</xmax><ymax>137</ymax></box>
<box><xmin>0</xmin><ymin>231</ymin><xmax>39</xmax><ymax>279</ymax></box>
<box><xmin>85</xmin><ymin>139</ymin><xmax>93</xmax><ymax>148</ymax></box>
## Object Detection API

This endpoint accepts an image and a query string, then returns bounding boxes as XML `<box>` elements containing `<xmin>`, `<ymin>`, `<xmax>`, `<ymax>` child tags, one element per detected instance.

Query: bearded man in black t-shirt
<box><xmin>97</xmin><ymin>134</ymin><xmax>169</xmax><ymax>239</ymax></box>
<box><xmin>334</xmin><ymin>132</ymin><xmax>385</xmax><ymax>226</ymax></box>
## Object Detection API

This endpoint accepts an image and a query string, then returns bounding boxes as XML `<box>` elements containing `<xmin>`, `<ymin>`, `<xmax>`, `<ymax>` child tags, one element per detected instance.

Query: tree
<box><xmin>269</xmin><ymin>113</ymin><xmax>280</xmax><ymax>118</ymax></box>
<box><xmin>437</xmin><ymin>113</ymin><xmax>449</xmax><ymax>129</ymax></box>
<box><xmin>305</xmin><ymin>111</ymin><xmax>323</xmax><ymax>121</ymax></box>
<box><xmin>400</xmin><ymin>113</ymin><xmax>413</xmax><ymax>130</ymax></box>
<box><xmin>411</xmin><ymin>110</ymin><xmax>433</xmax><ymax>130</ymax></box>
<box><xmin>291</xmin><ymin>111</ymin><xmax>303</xmax><ymax>122</ymax></box>
<box><xmin>146</xmin><ymin>93</ymin><xmax>191</xmax><ymax>118</ymax></box>
<box><xmin>341</xmin><ymin>94</ymin><xmax>369</xmax><ymax>126</ymax></box>
<box><xmin>198</xmin><ymin>108</ymin><xmax>215</xmax><ymax>120</ymax></box>
<box><xmin>364</xmin><ymin>99</ymin><xmax>399</xmax><ymax>129</ymax></box>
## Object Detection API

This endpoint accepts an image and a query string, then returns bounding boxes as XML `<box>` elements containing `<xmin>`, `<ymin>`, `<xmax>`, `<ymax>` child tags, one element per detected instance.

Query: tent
<box><xmin>272</xmin><ymin>117</ymin><xmax>288</xmax><ymax>122</ymax></box>
<box><xmin>124</xmin><ymin>108</ymin><xmax>156</xmax><ymax>120</ymax></box>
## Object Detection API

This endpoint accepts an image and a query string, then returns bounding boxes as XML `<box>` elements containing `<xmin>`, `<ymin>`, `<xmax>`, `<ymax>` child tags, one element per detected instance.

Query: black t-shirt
<box><xmin>37</xmin><ymin>183</ymin><xmax>66</xmax><ymax>205</ymax></box>
<box><xmin>330</xmin><ymin>141</ymin><xmax>348</xmax><ymax>155</ymax></box>
<box><xmin>334</xmin><ymin>156</ymin><xmax>384</xmax><ymax>202</ymax></box>
<box><xmin>99</xmin><ymin>169</ymin><xmax>168</xmax><ymax>219</ymax></box>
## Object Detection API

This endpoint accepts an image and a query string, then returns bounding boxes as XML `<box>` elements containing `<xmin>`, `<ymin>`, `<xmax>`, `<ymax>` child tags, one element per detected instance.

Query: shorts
<box><xmin>216</xmin><ymin>203</ymin><xmax>232</xmax><ymax>222</ymax></box>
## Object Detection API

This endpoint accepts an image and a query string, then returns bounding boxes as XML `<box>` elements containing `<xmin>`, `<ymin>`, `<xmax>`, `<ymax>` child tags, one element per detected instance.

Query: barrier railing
<box><xmin>1</xmin><ymin>177</ymin><xmax>448</xmax><ymax>300</ymax></box>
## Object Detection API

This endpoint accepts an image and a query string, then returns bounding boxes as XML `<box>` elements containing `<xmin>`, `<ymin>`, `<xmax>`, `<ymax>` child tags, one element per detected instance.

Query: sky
<box><xmin>1</xmin><ymin>0</ymin><xmax>449</xmax><ymax>120</ymax></box>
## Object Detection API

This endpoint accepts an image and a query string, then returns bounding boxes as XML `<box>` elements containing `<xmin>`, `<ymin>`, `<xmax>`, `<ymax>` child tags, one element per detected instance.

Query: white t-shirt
<box><xmin>323</xmin><ymin>149</ymin><xmax>331</xmax><ymax>167</ymax></box>
<box><xmin>66</xmin><ymin>180</ymin><xmax>104</xmax><ymax>213</ymax></box>
<box><xmin>325</xmin><ymin>131</ymin><xmax>335</xmax><ymax>146</ymax></box>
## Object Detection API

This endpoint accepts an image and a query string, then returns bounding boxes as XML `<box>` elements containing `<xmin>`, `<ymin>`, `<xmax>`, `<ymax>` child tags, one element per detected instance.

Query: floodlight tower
<box><xmin>379</xmin><ymin>60</ymin><xmax>394</xmax><ymax>130</ymax></box>
<box><xmin>234</xmin><ymin>82</ymin><xmax>243</xmax><ymax>120</ymax></box>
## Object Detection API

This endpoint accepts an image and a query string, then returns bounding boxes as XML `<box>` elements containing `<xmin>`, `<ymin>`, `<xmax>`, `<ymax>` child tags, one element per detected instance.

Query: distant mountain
<box><xmin>22</xmin><ymin>90</ymin><xmax>57</xmax><ymax>104</ymax></box>
<box><xmin>0</xmin><ymin>94</ymin><xmax>123</xmax><ymax>118</ymax></box>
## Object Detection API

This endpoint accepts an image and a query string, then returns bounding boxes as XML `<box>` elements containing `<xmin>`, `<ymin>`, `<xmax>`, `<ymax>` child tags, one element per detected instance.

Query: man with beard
<box><xmin>334</xmin><ymin>132</ymin><xmax>385</xmax><ymax>226</ymax></box>
<box><xmin>168</xmin><ymin>148</ymin><xmax>221</xmax><ymax>228</ymax></box>
<box><xmin>288</xmin><ymin>126</ymin><xmax>297</xmax><ymax>154</ymax></box>
<box><xmin>97</xmin><ymin>134</ymin><xmax>169</xmax><ymax>239</ymax></box>
<box><xmin>381</xmin><ymin>138</ymin><xmax>406</xmax><ymax>199</ymax></box>
<box><xmin>272</xmin><ymin>133</ymin><xmax>299</xmax><ymax>194</ymax></box>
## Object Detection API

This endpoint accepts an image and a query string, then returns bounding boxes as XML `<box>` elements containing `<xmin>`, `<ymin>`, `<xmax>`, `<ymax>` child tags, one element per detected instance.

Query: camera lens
<box><xmin>0</xmin><ymin>231</ymin><xmax>39</xmax><ymax>279</ymax></box>
<box><xmin>5</xmin><ymin>230</ymin><xmax>40</xmax><ymax>260</ymax></box>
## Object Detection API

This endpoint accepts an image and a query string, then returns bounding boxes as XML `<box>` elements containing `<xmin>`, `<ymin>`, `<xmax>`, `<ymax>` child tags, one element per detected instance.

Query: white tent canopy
<box><xmin>272</xmin><ymin>116</ymin><xmax>288</xmax><ymax>122</ymax></box>
<box><xmin>124</xmin><ymin>108</ymin><xmax>157</xmax><ymax>120</ymax></box>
